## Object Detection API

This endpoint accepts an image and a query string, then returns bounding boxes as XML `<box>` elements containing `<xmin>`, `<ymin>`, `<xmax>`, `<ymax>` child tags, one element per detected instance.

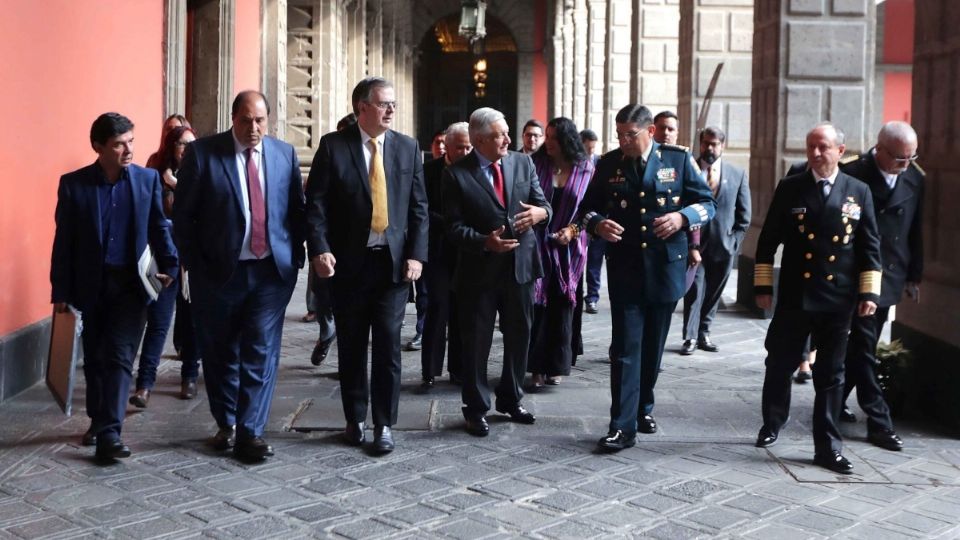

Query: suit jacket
<box><xmin>305</xmin><ymin>123</ymin><xmax>428</xmax><ymax>283</ymax></box>
<box><xmin>51</xmin><ymin>163</ymin><xmax>178</xmax><ymax>312</ymax></box>
<box><xmin>578</xmin><ymin>143</ymin><xmax>716</xmax><ymax>304</ymax></box>
<box><xmin>442</xmin><ymin>150</ymin><xmax>552</xmax><ymax>289</ymax></box>
<box><xmin>840</xmin><ymin>150</ymin><xmax>924</xmax><ymax>306</ymax></box>
<box><xmin>173</xmin><ymin>131</ymin><xmax>306</xmax><ymax>286</ymax></box>
<box><xmin>702</xmin><ymin>160</ymin><xmax>751</xmax><ymax>261</ymax></box>
<box><xmin>754</xmin><ymin>170</ymin><xmax>882</xmax><ymax>312</ymax></box>
<box><xmin>423</xmin><ymin>156</ymin><xmax>457</xmax><ymax>271</ymax></box>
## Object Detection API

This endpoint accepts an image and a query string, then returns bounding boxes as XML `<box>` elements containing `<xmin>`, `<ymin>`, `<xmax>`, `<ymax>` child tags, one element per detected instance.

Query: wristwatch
<box><xmin>689</xmin><ymin>243</ymin><xmax>701</xmax><ymax>250</ymax></box>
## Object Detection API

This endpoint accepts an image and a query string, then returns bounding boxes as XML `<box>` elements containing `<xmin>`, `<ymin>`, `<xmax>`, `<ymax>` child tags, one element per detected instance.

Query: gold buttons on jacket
<box><xmin>843</xmin><ymin>235</ymin><xmax>850</xmax><ymax>244</ymax></box>
<box><xmin>807</xmin><ymin>233</ymin><xmax>815</xmax><ymax>240</ymax></box>
<box><xmin>826</xmin><ymin>274</ymin><xmax>834</xmax><ymax>281</ymax></box>
<box><xmin>805</xmin><ymin>253</ymin><xmax>813</xmax><ymax>260</ymax></box>
<box><xmin>641</xmin><ymin>208</ymin><xmax>647</xmax><ymax>214</ymax></box>
<box><xmin>639</xmin><ymin>192</ymin><xmax>645</xmax><ymax>197</ymax></box>
<box><xmin>641</xmin><ymin>225</ymin><xmax>647</xmax><ymax>232</ymax></box>
<box><xmin>828</xmin><ymin>255</ymin><xmax>836</xmax><ymax>262</ymax></box>
<box><xmin>803</xmin><ymin>272</ymin><xmax>811</xmax><ymax>279</ymax></box>
<box><xmin>842</xmin><ymin>217</ymin><xmax>849</xmax><ymax>224</ymax></box>
<box><xmin>641</xmin><ymin>242</ymin><xmax>648</xmax><ymax>248</ymax></box>
<box><xmin>845</xmin><ymin>224</ymin><xmax>853</xmax><ymax>234</ymax></box>
<box><xmin>832</xmin><ymin>235</ymin><xmax>840</xmax><ymax>242</ymax></box>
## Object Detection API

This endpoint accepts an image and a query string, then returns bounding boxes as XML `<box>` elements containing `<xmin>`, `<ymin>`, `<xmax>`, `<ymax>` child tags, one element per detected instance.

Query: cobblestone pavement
<box><xmin>1</xmin><ymin>269</ymin><xmax>959</xmax><ymax>539</ymax></box>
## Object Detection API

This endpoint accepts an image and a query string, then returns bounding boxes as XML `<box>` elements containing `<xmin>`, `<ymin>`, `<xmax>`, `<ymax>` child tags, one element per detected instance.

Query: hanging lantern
<box><xmin>458</xmin><ymin>1</ymin><xmax>487</xmax><ymax>42</ymax></box>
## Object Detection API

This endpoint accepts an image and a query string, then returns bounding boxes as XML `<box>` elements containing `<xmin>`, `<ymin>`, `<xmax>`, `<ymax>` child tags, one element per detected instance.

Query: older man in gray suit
<box><xmin>681</xmin><ymin>126</ymin><xmax>751</xmax><ymax>354</ymax></box>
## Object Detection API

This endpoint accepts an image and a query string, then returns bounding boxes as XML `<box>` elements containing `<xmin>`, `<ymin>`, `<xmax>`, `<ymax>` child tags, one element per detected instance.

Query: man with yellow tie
<box><xmin>306</xmin><ymin>77</ymin><xmax>429</xmax><ymax>454</ymax></box>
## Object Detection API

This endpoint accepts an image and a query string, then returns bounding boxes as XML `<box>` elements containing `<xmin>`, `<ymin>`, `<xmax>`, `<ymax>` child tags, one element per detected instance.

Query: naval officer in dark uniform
<box><xmin>578</xmin><ymin>104</ymin><xmax>716</xmax><ymax>451</ymax></box>
<box><xmin>837</xmin><ymin>121</ymin><xmax>924</xmax><ymax>450</ymax></box>
<box><xmin>754</xmin><ymin>122</ymin><xmax>882</xmax><ymax>474</ymax></box>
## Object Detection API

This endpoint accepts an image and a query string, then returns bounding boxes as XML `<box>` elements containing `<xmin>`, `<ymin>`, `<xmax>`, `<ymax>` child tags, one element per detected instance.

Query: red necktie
<box><xmin>246</xmin><ymin>147</ymin><xmax>267</xmax><ymax>257</ymax></box>
<box><xmin>491</xmin><ymin>161</ymin><xmax>505</xmax><ymax>206</ymax></box>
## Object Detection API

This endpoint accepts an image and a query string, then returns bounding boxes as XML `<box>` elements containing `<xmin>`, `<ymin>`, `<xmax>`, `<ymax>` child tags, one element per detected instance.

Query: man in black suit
<box><xmin>306</xmin><ymin>77</ymin><xmax>428</xmax><ymax>453</ymax></box>
<box><xmin>681</xmin><ymin>126</ymin><xmax>751</xmax><ymax>354</ymax></box>
<box><xmin>442</xmin><ymin>107</ymin><xmax>552</xmax><ymax>436</ymax></box>
<box><xmin>175</xmin><ymin>91</ymin><xmax>306</xmax><ymax>462</ymax></box>
<box><xmin>420</xmin><ymin>121</ymin><xmax>473</xmax><ymax>390</ymax></box>
<box><xmin>836</xmin><ymin>121</ymin><xmax>923</xmax><ymax>451</ymax></box>
<box><xmin>52</xmin><ymin>112</ymin><xmax>178</xmax><ymax>461</ymax></box>
<box><xmin>754</xmin><ymin>123</ymin><xmax>882</xmax><ymax>474</ymax></box>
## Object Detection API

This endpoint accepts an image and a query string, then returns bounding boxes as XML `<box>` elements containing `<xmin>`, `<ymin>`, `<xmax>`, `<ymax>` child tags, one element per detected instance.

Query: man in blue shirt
<box><xmin>51</xmin><ymin>112</ymin><xmax>178</xmax><ymax>461</ymax></box>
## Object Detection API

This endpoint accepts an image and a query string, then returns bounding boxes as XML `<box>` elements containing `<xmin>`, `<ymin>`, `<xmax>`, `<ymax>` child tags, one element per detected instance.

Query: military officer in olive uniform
<box><xmin>754</xmin><ymin>122</ymin><xmax>882</xmax><ymax>475</ymax></box>
<box><xmin>836</xmin><ymin>121</ymin><xmax>924</xmax><ymax>451</ymax></box>
<box><xmin>578</xmin><ymin>104</ymin><xmax>716</xmax><ymax>451</ymax></box>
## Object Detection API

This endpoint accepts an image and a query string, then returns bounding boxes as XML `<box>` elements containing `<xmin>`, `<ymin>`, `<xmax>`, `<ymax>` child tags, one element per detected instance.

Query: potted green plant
<box><xmin>875</xmin><ymin>339</ymin><xmax>914</xmax><ymax>417</ymax></box>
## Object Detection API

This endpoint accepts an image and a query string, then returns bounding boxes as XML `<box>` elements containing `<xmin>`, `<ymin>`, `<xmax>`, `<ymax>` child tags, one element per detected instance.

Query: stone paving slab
<box><xmin>0</xmin><ymin>268</ymin><xmax>958</xmax><ymax>538</ymax></box>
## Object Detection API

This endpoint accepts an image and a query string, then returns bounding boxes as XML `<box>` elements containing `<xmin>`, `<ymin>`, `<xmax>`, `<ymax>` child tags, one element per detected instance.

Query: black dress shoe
<box><xmin>129</xmin><ymin>388</ymin><xmax>150</xmax><ymax>408</ymax></box>
<box><xmin>597</xmin><ymin>430</ymin><xmax>636</xmax><ymax>451</ymax></box>
<box><xmin>638</xmin><ymin>415</ymin><xmax>657</xmax><ymax>434</ymax></box>
<box><xmin>680</xmin><ymin>340</ymin><xmax>696</xmax><ymax>355</ymax></box>
<box><xmin>372</xmin><ymin>425</ymin><xmax>395</xmax><ymax>454</ymax></box>
<box><xmin>697</xmin><ymin>336</ymin><xmax>719</xmax><ymax>352</ymax></box>
<box><xmin>180</xmin><ymin>379</ymin><xmax>197</xmax><ymax>400</ymax></box>
<box><xmin>234</xmin><ymin>437</ymin><xmax>273</xmax><ymax>461</ymax></box>
<box><xmin>95</xmin><ymin>440</ymin><xmax>132</xmax><ymax>461</ymax></box>
<box><xmin>794</xmin><ymin>370</ymin><xmax>812</xmax><ymax>383</ymax></box>
<box><xmin>813</xmin><ymin>451</ymin><xmax>854</xmax><ymax>474</ymax></box>
<box><xmin>755</xmin><ymin>426</ymin><xmax>778</xmax><ymax>448</ymax></box>
<box><xmin>496</xmin><ymin>404</ymin><xmax>536</xmax><ymax>424</ymax></box>
<box><xmin>839</xmin><ymin>406</ymin><xmax>857</xmax><ymax>423</ymax></box>
<box><xmin>210</xmin><ymin>426</ymin><xmax>236</xmax><ymax>451</ymax></box>
<box><xmin>404</xmin><ymin>334</ymin><xmax>422</xmax><ymax>351</ymax></box>
<box><xmin>585</xmin><ymin>302</ymin><xmax>599</xmax><ymax>314</ymax></box>
<box><xmin>420</xmin><ymin>377</ymin><xmax>435</xmax><ymax>391</ymax></box>
<box><xmin>311</xmin><ymin>336</ymin><xmax>335</xmax><ymax>366</ymax></box>
<box><xmin>81</xmin><ymin>426</ymin><xmax>98</xmax><ymax>447</ymax></box>
<box><xmin>464</xmin><ymin>416</ymin><xmax>489</xmax><ymax>437</ymax></box>
<box><xmin>868</xmin><ymin>428</ymin><xmax>904</xmax><ymax>451</ymax></box>
<box><xmin>344</xmin><ymin>422</ymin><xmax>366</xmax><ymax>446</ymax></box>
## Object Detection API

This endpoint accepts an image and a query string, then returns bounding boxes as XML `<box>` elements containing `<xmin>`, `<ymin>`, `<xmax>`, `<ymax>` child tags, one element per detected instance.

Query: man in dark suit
<box><xmin>836</xmin><ymin>121</ymin><xmax>924</xmax><ymax>450</ymax></box>
<box><xmin>754</xmin><ymin>122</ymin><xmax>882</xmax><ymax>474</ymax></box>
<box><xmin>306</xmin><ymin>77</ymin><xmax>428</xmax><ymax>454</ymax></box>
<box><xmin>51</xmin><ymin>112</ymin><xmax>178</xmax><ymax>461</ymax></box>
<box><xmin>174</xmin><ymin>91</ymin><xmax>306</xmax><ymax>462</ymax></box>
<box><xmin>580</xmin><ymin>129</ymin><xmax>605</xmax><ymax>314</ymax></box>
<box><xmin>578</xmin><ymin>104</ymin><xmax>716</xmax><ymax>451</ymax></box>
<box><xmin>442</xmin><ymin>107</ymin><xmax>552</xmax><ymax>436</ymax></box>
<box><xmin>681</xmin><ymin>126</ymin><xmax>751</xmax><ymax>354</ymax></box>
<box><xmin>420</xmin><ymin>121</ymin><xmax>472</xmax><ymax>390</ymax></box>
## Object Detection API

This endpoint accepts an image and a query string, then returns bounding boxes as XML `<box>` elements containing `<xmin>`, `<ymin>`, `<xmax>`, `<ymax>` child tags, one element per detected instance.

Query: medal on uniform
<box><xmin>657</xmin><ymin>168</ymin><xmax>677</xmax><ymax>183</ymax></box>
<box><xmin>620</xmin><ymin>200</ymin><xmax>628</xmax><ymax>208</ymax></box>
<box><xmin>798</xmin><ymin>225</ymin><xmax>805</xmax><ymax>233</ymax></box>
<box><xmin>672</xmin><ymin>195</ymin><xmax>680</xmax><ymax>205</ymax></box>
<box><xmin>841</xmin><ymin>201</ymin><xmax>862</xmax><ymax>220</ymax></box>
<box><xmin>845</xmin><ymin>224</ymin><xmax>853</xmax><ymax>234</ymax></box>
<box><xmin>843</xmin><ymin>234</ymin><xmax>850</xmax><ymax>244</ymax></box>
<box><xmin>657</xmin><ymin>197</ymin><xmax>666</xmax><ymax>207</ymax></box>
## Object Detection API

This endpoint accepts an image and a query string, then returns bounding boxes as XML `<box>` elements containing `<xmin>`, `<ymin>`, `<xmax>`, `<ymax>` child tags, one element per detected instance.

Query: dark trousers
<box><xmin>82</xmin><ymin>267</ymin><xmax>147</xmax><ymax>445</ymax></box>
<box><xmin>134</xmin><ymin>274</ymin><xmax>178</xmax><ymax>389</ymax></box>
<box><xmin>608</xmin><ymin>299</ymin><xmax>674</xmax><ymax>435</ymax></box>
<box><xmin>843</xmin><ymin>306</ymin><xmax>893</xmax><ymax>432</ymax></box>
<box><xmin>585</xmin><ymin>237</ymin><xmax>605</xmax><ymax>304</ymax></box>
<box><xmin>682</xmin><ymin>254</ymin><xmax>734</xmax><ymax>340</ymax></box>
<box><xmin>412</xmin><ymin>278</ymin><xmax>428</xmax><ymax>335</ymax></box>
<box><xmin>528</xmin><ymin>279</ymin><xmax>574</xmax><ymax>377</ymax></box>
<box><xmin>331</xmin><ymin>248</ymin><xmax>408</xmax><ymax>427</ymax></box>
<box><xmin>192</xmin><ymin>258</ymin><xmax>296</xmax><ymax>440</ymax></box>
<box><xmin>174</xmin><ymin>290</ymin><xmax>201</xmax><ymax>381</ymax></box>
<box><xmin>761</xmin><ymin>308</ymin><xmax>852</xmax><ymax>454</ymax></box>
<box><xmin>307</xmin><ymin>268</ymin><xmax>336</xmax><ymax>342</ymax></box>
<box><xmin>421</xmin><ymin>260</ymin><xmax>461</xmax><ymax>379</ymax></box>
<box><xmin>457</xmin><ymin>274</ymin><xmax>534</xmax><ymax>418</ymax></box>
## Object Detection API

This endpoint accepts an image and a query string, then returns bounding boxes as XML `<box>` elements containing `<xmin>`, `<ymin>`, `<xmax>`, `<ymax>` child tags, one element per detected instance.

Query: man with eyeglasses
<box><xmin>833</xmin><ymin>121</ymin><xmax>924</xmax><ymax>451</ymax></box>
<box><xmin>306</xmin><ymin>77</ymin><xmax>428</xmax><ymax>454</ymax></box>
<box><xmin>577</xmin><ymin>104</ymin><xmax>715</xmax><ymax>451</ymax></box>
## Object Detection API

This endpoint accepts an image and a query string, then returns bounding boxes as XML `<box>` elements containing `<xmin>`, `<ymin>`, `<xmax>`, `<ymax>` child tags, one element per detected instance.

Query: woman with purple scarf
<box><xmin>528</xmin><ymin>117</ymin><xmax>595</xmax><ymax>389</ymax></box>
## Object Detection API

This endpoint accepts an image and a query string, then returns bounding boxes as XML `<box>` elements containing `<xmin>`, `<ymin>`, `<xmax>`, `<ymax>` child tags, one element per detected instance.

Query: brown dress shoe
<box><xmin>180</xmin><ymin>380</ymin><xmax>197</xmax><ymax>400</ymax></box>
<box><xmin>129</xmin><ymin>389</ymin><xmax>150</xmax><ymax>408</ymax></box>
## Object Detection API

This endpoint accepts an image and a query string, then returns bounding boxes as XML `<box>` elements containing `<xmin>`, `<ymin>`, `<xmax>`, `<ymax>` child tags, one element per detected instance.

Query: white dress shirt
<box><xmin>232</xmin><ymin>133</ymin><xmax>271</xmax><ymax>260</ymax></box>
<box><xmin>359</xmin><ymin>126</ymin><xmax>388</xmax><ymax>247</ymax></box>
<box><xmin>816</xmin><ymin>167</ymin><xmax>840</xmax><ymax>198</ymax></box>
<box><xmin>871</xmin><ymin>148</ymin><xmax>899</xmax><ymax>190</ymax></box>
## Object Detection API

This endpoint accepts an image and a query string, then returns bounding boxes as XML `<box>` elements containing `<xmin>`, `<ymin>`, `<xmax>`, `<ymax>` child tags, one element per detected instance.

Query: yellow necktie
<box><xmin>707</xmin><ymin>166</ymin><xmax>719</xmax><ymax>195</ymax></box>
<box><xmin>368</xmin><ymin>139</ymin><xmax>389</xmax><ymax>233</ymax></box>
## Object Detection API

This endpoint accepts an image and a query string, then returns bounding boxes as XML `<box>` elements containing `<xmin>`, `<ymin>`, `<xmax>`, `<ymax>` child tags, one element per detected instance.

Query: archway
<box><xmin>415</xmin><ymin>13</ymin><xmax>518</xmax><ymax>148</ymax></box>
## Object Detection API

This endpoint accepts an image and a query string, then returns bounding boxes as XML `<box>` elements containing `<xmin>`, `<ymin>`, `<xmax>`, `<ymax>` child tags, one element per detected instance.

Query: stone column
<box><xmin>262</xmin><ymin>0</ymin><xmax>288</xmax><ymax>139</ymax></box>
<box><xmin>571</xmin><ymin>0</ymin><xmax>588</xmax><ymax>129</ymax></box>
<box><xmin>561</xmin><ymin>6</ymin><xmax>575</xmax><ymax>118</ymax></box>
<box><xmin>343</xmin><ymin>0</ymin><xmax>367</xmax><ymax>87</ymax></box>
<box><xmin>585</xmin><ymin>0</ymin><xmax>607</xmax><ymax>149</ymax></box>
<box><xmin>164</xmin><ymin>0</ymin><xmax>188</xmax><ymax>117</ymax></box>
<box><xmin>677</xmin><ymin>0</ymin><xmax>753</xmax><ymax>166</ymax></box>
<box><xmin>603</xmin><ymin>0</ymin><xmax>632</xmax><ymax>150</ymax></box>
<box><xmin>629</xmin><ymin>0</ymin><xmax>679</xmax><ymax>119</ymax></box>
<box><xmin>548</xmin><ymin>2</ymin><xmax>564</xmax><ymax>119</ymax></box>
<box><xmin>891</xmin><ymin>0</ymin><xmax>960</xmax><ymax>428</ymax></box>
<box><xmin>286</xmin><ymin>0</ymin><xmax>322</xmax><ymax>166</ymax></box>
<box><xmin>738</xmin><ymin>0</ymin><xmax>876</xmax><ymax>311</ymax></box>
<box><xmin>317</xmin><ymin>0</ymin><xmax>344</xmax><ymax>137</ymax></box>
<box><xmin>366</xmin><ymin>0</ymin><xmax>384</xmax><ymax>75</ymax></box>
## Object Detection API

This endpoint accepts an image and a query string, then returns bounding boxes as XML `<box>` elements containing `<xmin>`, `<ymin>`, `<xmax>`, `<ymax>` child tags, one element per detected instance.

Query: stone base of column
<box><xmin>0</xmin><ymin>317</ymin><xmax>51</xmax><ymax>404</ymax></box>
<box><xmin>891</xmin><ymin>322</ymin><xmax>960</xmax><ymax>434</ymax></box>
<box><xmin>736</xmin><ymin>254</ymin><xmax>776</xmax><ymax>319</ymax></box>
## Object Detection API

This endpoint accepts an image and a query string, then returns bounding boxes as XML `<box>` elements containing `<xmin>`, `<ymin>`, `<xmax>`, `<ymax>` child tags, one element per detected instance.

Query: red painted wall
<box><xmin>0</xmin><ymin>1</ymin><xmax>165</xmax><ymax>335</ymax></box>
<box><xmin>881</xmin><ymin>0</ymin><xmax>914</xmax><ymax>123</ymax></box>
<box><xmin>234</xmin><ymin>2</ymin><xmax>262</xmax><ymax>93</ymax></box>
<box><xmin>532</xmin><ymin>0</ymin><xmax>549</xmax><ymax>123</ymax></box>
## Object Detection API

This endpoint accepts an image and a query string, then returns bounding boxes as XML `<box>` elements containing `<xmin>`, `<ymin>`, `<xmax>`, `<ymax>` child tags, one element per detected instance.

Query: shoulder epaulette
<box><xmin>910</xmin><ymin>161</ymin><xmax>925</xmax><ymax>176</ymax></box>
<box><xmin>839</xmin><ymin>154</ymin><xmax>859</xmax><ymax>165</ymax></box>
<box><xmin>660</xmin><ymin>143</ymin><xmax>689</xmax><ymax>153</ymax></box>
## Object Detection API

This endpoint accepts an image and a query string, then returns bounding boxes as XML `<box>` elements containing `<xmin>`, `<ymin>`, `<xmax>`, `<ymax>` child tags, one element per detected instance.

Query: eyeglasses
<box><xmin>880</xmin><ymin>145</ymin><xmax>918</xmax><ymax>164</ymax></box>
<box><xmin>616</xmin><ymin>130</ymin><xmax>642</xmax><ymax>141</ymax></box>
<box><xmin>368</xmin><ymin>101</ymin><xmax>397</xmax><ymax>111</ymax></box>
